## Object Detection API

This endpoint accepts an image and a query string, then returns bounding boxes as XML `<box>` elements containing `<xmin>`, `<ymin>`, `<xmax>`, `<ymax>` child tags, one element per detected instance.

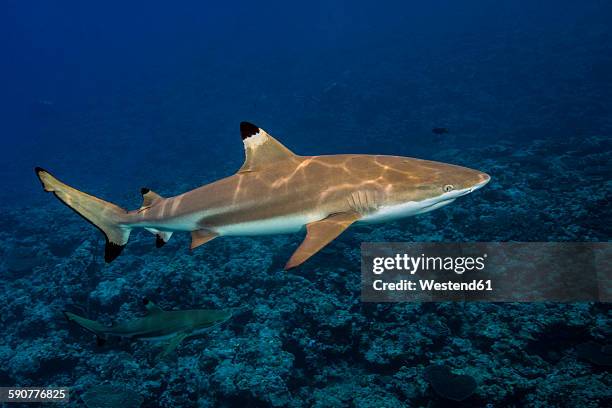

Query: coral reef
<box><xmin>0</xmin><ymin>133</ymin><xmax>609</xmax><ymax>407</ymax></box>
<box><xmin>81</xmin><ymin>384</ymin><xmax>144</xmax><ymax>408</ymax></box>
<box><xmin>424</xmin><ymin>365</ymin><xmax>477</xmax><ymax>402</ymax></box>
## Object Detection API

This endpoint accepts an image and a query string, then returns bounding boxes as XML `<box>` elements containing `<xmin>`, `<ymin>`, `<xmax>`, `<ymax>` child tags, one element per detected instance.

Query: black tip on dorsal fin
<box><xmin>155</xmin><ymin>235</ymin><xmax>166</xmax><ymax>248</ymax></box>
<box><xmin>104</xmin><ymin>240</ymin><xmax>125</xmax><ymax>263</ymax></box>
<box><xmin>96</xmin><ymin>336</ymin><xmax>107</xmax><ymax>347</ymax></box>
<box><xmin>143</xmin><ymin>298</ymin><xmax>164</xmax><ymax>314</ymax></box>
<box><xmin>240</xmin><ymin>121</ymin><xmax>260</xmax><ymax>140</ymax></box>
<box><xmin>140</xmin><ymin>188</ymin><xmax>163</xmax><ymax>208</ymax></box>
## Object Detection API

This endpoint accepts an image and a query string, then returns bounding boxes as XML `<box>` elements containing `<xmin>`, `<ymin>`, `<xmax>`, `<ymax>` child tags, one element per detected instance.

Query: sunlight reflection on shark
<box><xmin>36</xmin><ymin>122</ymin><xmax>490</xmax><ymax>269</ymax></box>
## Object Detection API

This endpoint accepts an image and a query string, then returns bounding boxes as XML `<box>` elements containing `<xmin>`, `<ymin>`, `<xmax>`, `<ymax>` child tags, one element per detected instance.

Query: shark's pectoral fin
<box><xmin>190</xmin><ymin>229</ymin><xmax>218</xmax><ymax>250</ymax></box>
<box><xmin>158</xmin><ymin>332</ymin><xmax>189</xmax><ymax>359</ymax></box>
<box><xmin>285</xmin><ymin>211</ymin><xmax>361</xmax><ymax>270</ymax></box>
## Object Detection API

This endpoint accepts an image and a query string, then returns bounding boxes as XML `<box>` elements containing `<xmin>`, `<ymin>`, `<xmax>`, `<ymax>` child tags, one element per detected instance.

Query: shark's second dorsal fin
<box><xmin>140</xmin><ymin>188</ymin><xmax>163</xmax><ymax>208</ymax></box>
<box><xmin>238</xmin><ymin>122</ymin><xmax>296</xmax><ymax>173</ymax></box>
<box><xmin>143</xmin><ymin>298</ymin><xmax>164</xmax><ymax>314</ymax></box>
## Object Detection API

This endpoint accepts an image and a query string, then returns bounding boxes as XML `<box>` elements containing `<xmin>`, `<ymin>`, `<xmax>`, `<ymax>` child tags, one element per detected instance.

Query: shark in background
<box><xmin>64</xmin><ymin>299</ymin><xmax>232</xmax><ymax>357</ymax></box>
<box><xmin>36</xmin><ymin>122</ymin><xmax>490</xmax><ymax>269</ymax></box>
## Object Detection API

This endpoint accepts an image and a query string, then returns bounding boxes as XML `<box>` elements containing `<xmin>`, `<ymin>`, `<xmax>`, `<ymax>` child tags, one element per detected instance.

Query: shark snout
<box><xmin>471</xmin><ymin>172</ymin><xmax>490</xmax><ymax>192</ymax></box>
<box><xmin>455</xmin><ymin>172</ymin><xmax>490</xmax><ymax>197</ymax></box>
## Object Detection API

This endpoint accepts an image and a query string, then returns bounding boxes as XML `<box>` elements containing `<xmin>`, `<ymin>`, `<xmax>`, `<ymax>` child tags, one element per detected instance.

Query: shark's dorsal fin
<box><xmin>143</xmin><ymin>298</ymin><xmax>164</xmax><ymax>314</ymax></box>
<box><xmin>238</xmin><ymin>122</ymin><xmax>296</xmax><ymax>173</ymax></box>
<box><xmin>140</xmin><ymin>188</ymin><xmax>163</xmax><ymax>208</ymax></box>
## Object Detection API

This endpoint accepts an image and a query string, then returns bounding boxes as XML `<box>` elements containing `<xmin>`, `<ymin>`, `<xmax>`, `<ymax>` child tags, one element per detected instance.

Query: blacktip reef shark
<box><xmin>64</xmin><ymin>299</ymin><xmax>232</xmax><ymax>357</ymax></box>
<box><xmin>35</xmin><ymin>121</ymin><xmax>490</xmax><ymax>269</ymax></box>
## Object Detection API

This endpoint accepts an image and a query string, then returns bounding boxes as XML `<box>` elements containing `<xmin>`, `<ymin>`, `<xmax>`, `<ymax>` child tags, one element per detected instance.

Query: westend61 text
<box><xmin>373</xmin><ymin>279</ymin><xmax>493</xmax><ymax>292</ymax></box>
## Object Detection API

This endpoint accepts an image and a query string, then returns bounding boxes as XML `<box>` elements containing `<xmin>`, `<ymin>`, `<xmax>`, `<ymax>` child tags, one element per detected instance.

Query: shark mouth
<box><xmin>457</xmin><ymin>175</ymin><xmax>491</xmax><ymax>197</ymax></box>
<box><xmin>417</xmin><ymin>198</ymin><xmax>457</xmax><ymax>214</ymax></box>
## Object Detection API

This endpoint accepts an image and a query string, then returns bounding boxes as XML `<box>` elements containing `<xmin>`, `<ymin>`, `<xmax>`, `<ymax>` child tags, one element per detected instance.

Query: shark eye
<box><xmin>443</xmin><ymin>184</ymin><xmax>454</xmax><ymax>192</ymax></box>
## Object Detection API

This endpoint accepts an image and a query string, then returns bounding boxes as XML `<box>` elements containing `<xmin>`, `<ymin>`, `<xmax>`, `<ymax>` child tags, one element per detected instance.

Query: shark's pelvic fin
<box><xmin>143</xmin><ymin>298</ymin><xmax>164</xmax><ymax>314</ymax></box>
<box><xmin>159</xmin><ymin>332</ymin><xmax>189</xmax><ymax>359</ymax></box>
<box><xmin>190</xmin><ymin>229</ymin><xmax>218</xmax><ymax>250</ymax></box>
<box><xmin>285</xmin><ymin>211</ymin><xmax>361</xmax><ymax>270</ymax></box>
<box><xmin>238</xmin><ymin>122</ymin><xmax>297</xmax><ymax>173</ymax></box>
<box><xmin>35</xmin><ymin>167</ymin><xmax>131</xmax><ymax>262</ymax></box>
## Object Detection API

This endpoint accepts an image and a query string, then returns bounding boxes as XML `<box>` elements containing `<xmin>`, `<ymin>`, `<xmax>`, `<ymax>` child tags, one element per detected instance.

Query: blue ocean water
<box><xmin>1</xmin><ymin>1</ymin><xmax>610</xmax><ymax>407</ymax></box>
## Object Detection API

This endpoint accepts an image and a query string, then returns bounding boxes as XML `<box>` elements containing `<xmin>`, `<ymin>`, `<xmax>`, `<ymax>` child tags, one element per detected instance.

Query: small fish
<box><xmin>432</xmin><ymin>127</ymin><xmax>449</xmax><ymax>135</ymax></box>
<box><xmin>64</xmin><ymin>299</ymin><xmax>232</xmax><ymax>357</ymax></box>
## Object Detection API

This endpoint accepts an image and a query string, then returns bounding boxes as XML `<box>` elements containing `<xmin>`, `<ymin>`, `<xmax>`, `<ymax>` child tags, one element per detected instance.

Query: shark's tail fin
<box><xmin>35</xmin><ymin>167</ymin><xmax>131</xmax><ymax>262</ymax></box>
<box><xmin>63</xmin><ymin>311</ymin><xmax>109</xmax><ymax>337</ymax></box>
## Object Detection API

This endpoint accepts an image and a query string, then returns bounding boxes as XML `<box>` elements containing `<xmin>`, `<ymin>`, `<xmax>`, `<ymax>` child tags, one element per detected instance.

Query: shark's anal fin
<box><xmin>190</xmin><ymin>229</ymin><xmax>218</xmax><ymax>250</ymax></box>
<box><xmin>145</xmin><ymin>228</ymin><xmax>173</xmax><ymax>248</ymax></box>
<box><xmin>143</xmin><ymin>298</ymin><xmax>164</xmax><ymax>314</ymax></box>
<box><xmin>158</xmin><ymin>332</ymin><xmax>189</xmax><ymax>359</ymax></box>
<box><xmin>156</xmin><ymin>234</ymin><xmax>167</xmax><ymax>248</ymax></box>
<box><xmin>285</xmin><ymin>211</ymin><xmax>361</xmax><ymax>270</ymax></box>
<box><xmin>238</xmin><ymin>122</ymin><xmax>297</xmax><ymax>173</ymax></box>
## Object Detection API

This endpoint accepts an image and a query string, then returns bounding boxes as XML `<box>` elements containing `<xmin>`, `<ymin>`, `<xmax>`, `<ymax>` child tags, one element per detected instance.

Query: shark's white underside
<box><xmin>139</xmin><ymin>321</ymin><xmax>227</xmax><ymax>342</ymax></box>
<box><xmin>132</xmin><ymin>184</ymin><xmax>481</xmax><ymax>237</ymax></box>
